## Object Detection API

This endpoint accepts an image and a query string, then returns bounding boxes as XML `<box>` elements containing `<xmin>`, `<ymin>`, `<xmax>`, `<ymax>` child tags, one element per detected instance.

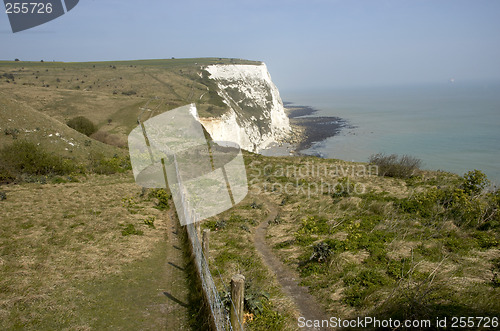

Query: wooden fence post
<box><xmin>202</xmin><ymin>229</ymin><xmax>210</xmax><ymax>261</ymax></box>
<box><xmin>230</xmin><ymin>274</ymin><xmax>245</xmax><ymax>331</ymax></box>
<box><xmin>195</xmin><ymin>221</ymin><xmax>201</xmax><ymax>240</ymax></box>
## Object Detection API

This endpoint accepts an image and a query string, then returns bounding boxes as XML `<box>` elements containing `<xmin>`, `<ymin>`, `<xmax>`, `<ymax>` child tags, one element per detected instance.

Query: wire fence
<box><xmin>185</xmin><ymin>220</ymin><xmax>234</xmax><ymax>330</ymax></box>
<box><xmin>174</xmin><ymin>154</ymin><xmax>240</xmax><ymax>331</ymax></box>
<box><xmin>136</xmin><ymin>101</ymin><xmax>241</xmax><ymax>330</ymax></box>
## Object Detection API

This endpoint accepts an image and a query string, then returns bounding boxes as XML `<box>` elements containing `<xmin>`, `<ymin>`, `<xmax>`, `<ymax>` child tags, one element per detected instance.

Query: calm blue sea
<box><xmin>283</xmin><ymin>82</ymin><xmax>500</xmax><ymax>184</ymax></box>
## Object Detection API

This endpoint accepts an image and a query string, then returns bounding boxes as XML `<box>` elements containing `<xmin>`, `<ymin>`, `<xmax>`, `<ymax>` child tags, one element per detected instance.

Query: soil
<box><xmin>254</xmin><ymin>199</ymin><xmax>331</xmax><ymax>331</ymax></box>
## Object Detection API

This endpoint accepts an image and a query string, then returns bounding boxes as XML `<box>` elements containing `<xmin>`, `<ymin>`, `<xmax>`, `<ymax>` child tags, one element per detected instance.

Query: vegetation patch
<box><xmin>369</xmin><ymin>153</ymin><xmax>422</xmax><ymax>178</ymax></box>
<box><xmin>66</xmin><ymin>116</ymin><xmax>97</xmax><ymax>136</ymax></box>
<box><xmin>0</xmin><ymin>140</ymin><xmax>76</xmax><ymax>182</ymax></box>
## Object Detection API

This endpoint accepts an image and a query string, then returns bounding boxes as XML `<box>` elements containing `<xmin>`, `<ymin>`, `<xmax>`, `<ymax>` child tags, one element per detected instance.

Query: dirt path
<box><xmin>254</xmin><ymin>199</ymin><xmax>330</xmax><ymax>331</ymax></box>
<box><xmin>162</xmin><ymin>209</ymin><xmax>192</xmax><ymax>330</ymax></box>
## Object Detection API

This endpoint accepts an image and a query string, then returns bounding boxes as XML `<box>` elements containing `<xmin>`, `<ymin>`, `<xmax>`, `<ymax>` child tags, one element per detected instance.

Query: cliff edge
<box><xmin>195</xmin><ymin>63</ymin><xmax>291</xmax><ymax>152</ymax></box>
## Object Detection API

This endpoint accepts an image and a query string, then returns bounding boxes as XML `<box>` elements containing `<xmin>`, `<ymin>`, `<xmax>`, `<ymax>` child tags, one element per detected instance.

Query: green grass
<box><xmin>0</xmin><ymin>174</ymin><xmax>194</xmax><ymax>329</ymax></box>
<box><xmin>251</xmin><ymin>153</ymin><xmax>499</xmax><ymax>321</ymax></box>
<box><xmin>201</xmin><ymin>194</ymin><xmax>299</xmax><ymax>330</ymax></box>
<box><xmin>1</xmin><ymin>58</ymin><xmax>498</xmax><ymax>328</ymax></box>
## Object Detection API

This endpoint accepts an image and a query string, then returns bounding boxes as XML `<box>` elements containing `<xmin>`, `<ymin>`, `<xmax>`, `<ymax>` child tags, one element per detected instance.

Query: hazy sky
<box><xmin>1</xmin><ymin>0</ymin><xmax>499</xmax><ymax>91</ymax></box>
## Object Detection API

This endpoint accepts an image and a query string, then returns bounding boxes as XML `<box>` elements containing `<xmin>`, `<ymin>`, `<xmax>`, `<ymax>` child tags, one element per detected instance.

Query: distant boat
<box><xmin>449</xmin><ymin>78</ymin><xmax>455</xmax><ymax>84</ymax></box>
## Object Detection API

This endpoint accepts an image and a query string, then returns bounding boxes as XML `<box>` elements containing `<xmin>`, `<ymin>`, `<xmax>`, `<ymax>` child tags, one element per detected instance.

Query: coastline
<box><xmin>261</xmin><ymin>102</ymin><xmax>347</xmax><ymax>157</ymax></box>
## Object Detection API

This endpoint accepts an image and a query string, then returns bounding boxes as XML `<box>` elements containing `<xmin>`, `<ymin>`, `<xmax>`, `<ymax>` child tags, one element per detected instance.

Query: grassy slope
<box><xmin>0</xmin><ymin>92</ymin><xmax>122</xmax><ymax>162</ymax></box>
<box><xmin>258</xmin><ymin>155</ymin><xmax>499</xmax><ymax>320</ymax></box>
<box><xmin>0</xmin><ymin>58</ymin><xmax>262</xmax><ymax>169</ymax></box>
<box><xmin>0</xmin><ymin>58</ymin><xmax>292</xmax><ymax>330</ymax></box>
<box><xmin>0</xmin><ymin>174</ymin><xmax>171</xmax><ymax>329</ymax></box>
<box><xmin>200</xmin><ymin>152</ymin><xmax>499</xmax><ymax>329</ymax></box>
<box><xmin>2</xmin><ymin>58</ymin><xmax>498</xmax><ymax>329</ymax></box>
<box><xmin>0</xmin><ymin>58</ymin><xmax>260</xmax><ymax>138</ymax></box>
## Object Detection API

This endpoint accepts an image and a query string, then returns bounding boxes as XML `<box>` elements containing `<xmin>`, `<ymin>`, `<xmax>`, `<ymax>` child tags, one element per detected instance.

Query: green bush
<box><xmin>473</xmin><ymin>232</ymin><xmax>499</xmax><ymax>250</ymax></box>
<box><xmin>294</xmin><ymin>234</ymin><xmax>316</xmax><ymax>247</ymax></box>
<box><xmin>67</xmin><ymin>116</ymin><xmax>97</xmax><ymax>136</ymax></box>
<box><xmin>143</xmin><ymin>216</ymin><xmax>156</xmax><ymax>229</ymax></box>
<box><xmin>309</xmin><ymin>241</ymin><xmax>332</xmax><ymax>263</ymax></box>
<box><xmin>297</xmin><ymin>215</ymin><xmax>330</xmax><ymax>235</ymax></box>
<box><xmin>149</xmin><ymin>189</ymin><xmax>170</xmax><ymax>210</ymax></box>
<box><xmin>399</xmin><ymin>187</ymin><xmax>446</xmax><ymax>218</ymax></box>
<box><xmin>461</xmin><ymin>169</ymin><xmax>490</xmax><ymax>196</ymax></box>
<box><xmin>249</xmin><ymin>302</ymin><xmax>286</xmax><ymax>330</ymax></box>
<box><xmin>343</xmin><ymin>269</ymin><xmax>389</xmax><ymax>307</ymax></box>
<box><xmin>331</xmin><ymin>177</ymin><xmax>354</xmax><ymax>198</ymax></box>
<box><xmin>89</xmin><ymin>152</ymin><xmax>130</xmax><ymax>174</ymax></box>
<box><xmin>323</xmin><ymin>238</ymin><xmax>346</xmax><ymax>253</ymax></box>
<box><xmin>204</xmin><ymin>219</ymin><xmax>227</xmax><ymax>231</ymax></box>
<box><xmin>243</xmin><ymin>281</ymin><xmax>270</xmax><ymax>315</ymax></box>
<box><xmin>387</xmin><ymin>258</ymin><xmax>411</xmax><ymax>279</ymax></box>
<box><xmin>448</xmin><ymin>188</ymin><xmax>487</xmax><ymax>227</ymax></box>
<box><xmin>121</xmin><ymin>224</ymin><xmax>143</xmax><ymax>236</ymax></box>
<box><xmin>369</xmin><ymin>153</ymin><xmax>421</xmax><ymax>178</ymax></box>
<box><xmin>0</xmin><ymin>165</ymin><xmax>15</xmax><ymax>184</ymax></box>
<box><xmin>0</xmin><ymin>141</ymin><xmax>75</xmax><ymax>180</ymax></box>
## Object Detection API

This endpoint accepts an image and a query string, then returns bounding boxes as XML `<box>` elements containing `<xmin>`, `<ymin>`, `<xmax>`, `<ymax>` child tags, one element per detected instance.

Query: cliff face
<box><xmin>195</xmin><ymin>63</ymin><xmax>291</xmax><ymax>152</ymax></box>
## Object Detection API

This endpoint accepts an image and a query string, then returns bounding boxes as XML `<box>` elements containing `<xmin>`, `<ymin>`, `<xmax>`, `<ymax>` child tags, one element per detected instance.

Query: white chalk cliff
<box><xmin>195</xmin><ymin>63</ymin><xmax>291</xmax><ymax>152</ymax></box>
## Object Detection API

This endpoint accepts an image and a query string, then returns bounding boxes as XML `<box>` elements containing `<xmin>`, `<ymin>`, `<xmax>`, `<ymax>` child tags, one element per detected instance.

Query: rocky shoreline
<box><xmin>285</xmin><ymin>103</ymin><xmax>347</xmax><ymax>155</ymax></box>
<box><xmin>260</xmin><ymin>103</ymin><xmax>347</xmax><ymax>157</ymax></box>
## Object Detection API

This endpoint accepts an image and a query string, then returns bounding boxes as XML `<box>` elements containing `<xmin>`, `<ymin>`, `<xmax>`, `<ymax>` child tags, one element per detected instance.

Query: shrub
<box><xmin>297</xmin><ymin>215</ymin><xmax>330</xmax><ymax>235</ymax></box>
<box><xmin>150</xmin><ymin>188</ymin><xmax>170</xmax><ymax>210</ymax></box>
<box><xmin>249</xmin><ymin>302</ymin><xmax>286</xmax><ymax>330</ymax></box>
<box><xmin>4</xmin><ymin>128</ymin><xmax>20</xmax><ymax>139</ymax></box>
<box><xmin>121</xmin><ymin>224</ymin><xmax>143</xmax><ymax>236</ymax></box>
<box><xmin>0</xmin><ymin>191</ymin><xmax>6</xmax><ymax>201</ymax></box>
<box><xmin>143</xmin><ymin>216</ymin><xmax>156</xmax><ymax>229</ymax></box>
<box><xmin>0</xmin><ymin>165</ymin><xmax>15</xmax><ymax>184</ymax></box>
<box><xmin>88</xmin><ymin>152</ymin><xmax>130</xmax><ymax>174</ymax></box>
<box><xmin>67</xmin><ymin>116</ymin><xmax>97</xmax><ymax>136</ymax></box>
<box><xmin>2</xmin><ymin>73</ymin><xmax>15</xmax><ymax>80</ymax></box>
<box><xmin>387</xmin><ymin>258</ymin><xmax>411</xmax><ymax>279</ymax></box>
<box><xmin>343</xmin><ymin>269</ymin><xmax>389</xmax><ymax>307</ymax></box>
<box><xmin>473</xmin><ymin>232</ymin><xmax>499</xmax><ymax>250</ymax></box>
<box><xmin>330</xmin><ymin>177</ymin><xmax>354</xmax><ymax>198</ymax></box>
<box><xmin>309</xmin><ymin>242</ymin><xmax>332</xmax><ymax>263</ymax></box>
<box><xmin>204</xmin><ymin>219</ymin><xmax>227</xmax><ymax>231</ymax></box>
<box><xmin>399</xmin><ymin>187</ymin><xmax>446</xmax><ymax>218</ymax></box>
<box><xmin>460</xmin><ymin>169</ymin><xmax>490</xmax><ymax>196</ymax></box>
<box><xmin>244</xmin><ymin>281</ymin><xmax>270</xmax><ymax>315</ymax></box>
<box><xmin>369</xmin><ymin>153</ymin><xmax>421</xmax><ymax>178</ymax></box>
<box><xmin>0</xmin><ymin>140</ymin><xmax>75</xmax><ymax>179</ymax></box>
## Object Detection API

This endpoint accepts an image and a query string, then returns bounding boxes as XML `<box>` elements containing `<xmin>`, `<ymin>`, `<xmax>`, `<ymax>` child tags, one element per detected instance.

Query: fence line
<box><xmin>173</xmin><ymin>155</ymin><xmax>238</xmax><ymax>331</ymax></box>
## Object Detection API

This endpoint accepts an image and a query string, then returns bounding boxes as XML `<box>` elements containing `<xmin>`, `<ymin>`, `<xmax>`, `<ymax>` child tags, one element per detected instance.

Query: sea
<box><xmin>282</xmin><ymin>81</ymin><xmax>500</xmax><ymax>185</ymax></box>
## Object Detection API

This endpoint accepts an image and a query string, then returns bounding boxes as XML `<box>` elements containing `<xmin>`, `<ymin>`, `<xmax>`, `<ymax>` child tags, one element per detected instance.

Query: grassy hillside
<box><xmin>0</xmin><ymin>58</ymin><xmax>261</xmax><ymax>183</ymax></box>
<box><xmin>203</xmin><ymin>153</ymin><xmax>499</xmax><ymax>328</ymax></box>
<box><xmin>0</xmin><ymin>57</ymin><xmax>260</xmax><ymax>140</ymax></box>
<box><xmin>0</xmin><ymin>175</ymin><xmax>199</xmax><ymax>329</ymax></box>
<box><xmin>1</xmin><ymin>59</ymin><xmax>498</xmax><ymax>330</ymax></box>
<box><xmin>0</xmin><ymin>92</ymin><xmax>121</xmax><ymax>160</ymax></box>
